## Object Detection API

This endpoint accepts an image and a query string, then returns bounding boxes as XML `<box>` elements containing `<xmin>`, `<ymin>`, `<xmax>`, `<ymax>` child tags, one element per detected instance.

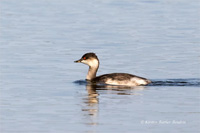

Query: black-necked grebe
<box><xmin>74</xmin><ymin>53</ymin><xmax>151</xmax><ymax>86</ymax></box>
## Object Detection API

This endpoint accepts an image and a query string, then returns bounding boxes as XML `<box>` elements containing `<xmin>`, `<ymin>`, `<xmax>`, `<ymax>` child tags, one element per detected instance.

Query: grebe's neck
<box><xmin>86</xmin><ymin>59</ymin><xmax>99</xmax><ymax>80</ymax></box>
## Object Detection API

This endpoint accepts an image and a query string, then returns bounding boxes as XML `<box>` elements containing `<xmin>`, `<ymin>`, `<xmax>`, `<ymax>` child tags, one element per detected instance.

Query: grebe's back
<box><xmin>92</xmin><ymin>73</ymin><xmax>151</xmax><ymax>86</ymax></box>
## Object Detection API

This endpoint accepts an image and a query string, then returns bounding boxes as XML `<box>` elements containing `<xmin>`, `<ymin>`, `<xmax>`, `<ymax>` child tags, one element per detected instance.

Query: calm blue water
<box><xmin>0</xmin><ymin>0</ymin><xmax>200</xmax><ymax>132</ymax></box>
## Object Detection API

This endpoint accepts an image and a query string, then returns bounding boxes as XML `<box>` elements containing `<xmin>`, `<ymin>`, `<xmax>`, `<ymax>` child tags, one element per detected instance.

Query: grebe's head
<box><xmin>74</xmin><ymin>53</ymin><xmax>99</xmax><ymax>67</ymax></box>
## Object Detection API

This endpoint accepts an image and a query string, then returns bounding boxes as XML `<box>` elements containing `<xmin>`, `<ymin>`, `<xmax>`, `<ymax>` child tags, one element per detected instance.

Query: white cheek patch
<box><xmin>81</xmin><ymin>59</ymin><xmax>99</xmax><ymax>68</ymax></box>
<box><xmin>81</xmin><ymin>60</ymin><xmax>88</xmax><ymax>65</ymax></box>
<box><xmin>88</xmin><ymin>59</ymin><xmax>99</xmax><ymax>68</ymax></box>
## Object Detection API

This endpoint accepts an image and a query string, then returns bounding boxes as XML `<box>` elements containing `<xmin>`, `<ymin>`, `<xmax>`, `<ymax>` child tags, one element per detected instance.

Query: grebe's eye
<box><xmin>83</xmin><ymin>57</ymin><xmax>86</xmax><ymax>60</ymax></box>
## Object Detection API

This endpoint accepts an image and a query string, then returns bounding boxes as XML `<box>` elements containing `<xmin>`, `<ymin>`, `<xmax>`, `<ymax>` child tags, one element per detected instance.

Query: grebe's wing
<box><xmin>92</xmin><ymin>73</ymin><xmax>151</xmax><ymax>86</ymax></box>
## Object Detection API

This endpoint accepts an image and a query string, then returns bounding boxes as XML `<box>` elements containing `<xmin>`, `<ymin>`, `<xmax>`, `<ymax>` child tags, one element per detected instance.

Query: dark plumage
<box><xmin>82</xmin><ymin>53</ymin><xmax>98</xmax><ymax>60</ymax></box>
<box><xmin>92</xmin><ymin>73</ymin><xmax>147</xmax><ymax>82</ymax></box>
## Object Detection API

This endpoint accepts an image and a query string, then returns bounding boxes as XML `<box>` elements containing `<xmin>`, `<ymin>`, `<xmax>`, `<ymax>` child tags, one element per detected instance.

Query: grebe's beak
<box><xmin>74</xmin><ymin>58</ymin><xmax>82</xmax><ymax>63</ymax></box>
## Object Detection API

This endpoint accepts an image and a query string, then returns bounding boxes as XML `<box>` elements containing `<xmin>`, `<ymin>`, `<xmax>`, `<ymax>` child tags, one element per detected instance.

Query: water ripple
<box><xmin>74</xmin><ymin>78</ymin><xmax>200</xmax><ymax>87</ymax></box>
<box><xmin>149</xmin><ymin>78</ymin><xmax>200</xmax><ymax>87</ymax></box>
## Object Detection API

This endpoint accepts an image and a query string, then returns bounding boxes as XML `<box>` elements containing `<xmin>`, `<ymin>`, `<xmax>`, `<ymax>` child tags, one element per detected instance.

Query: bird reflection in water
<box><xmin>81</xmin><ymin>83</ymin><xmax>145</xmax><ymax>125</ymax></box>
<box><xmin>81</xmin><ymin>85</ymin><xmax>99</xmax><ymax>125</ymax></box>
